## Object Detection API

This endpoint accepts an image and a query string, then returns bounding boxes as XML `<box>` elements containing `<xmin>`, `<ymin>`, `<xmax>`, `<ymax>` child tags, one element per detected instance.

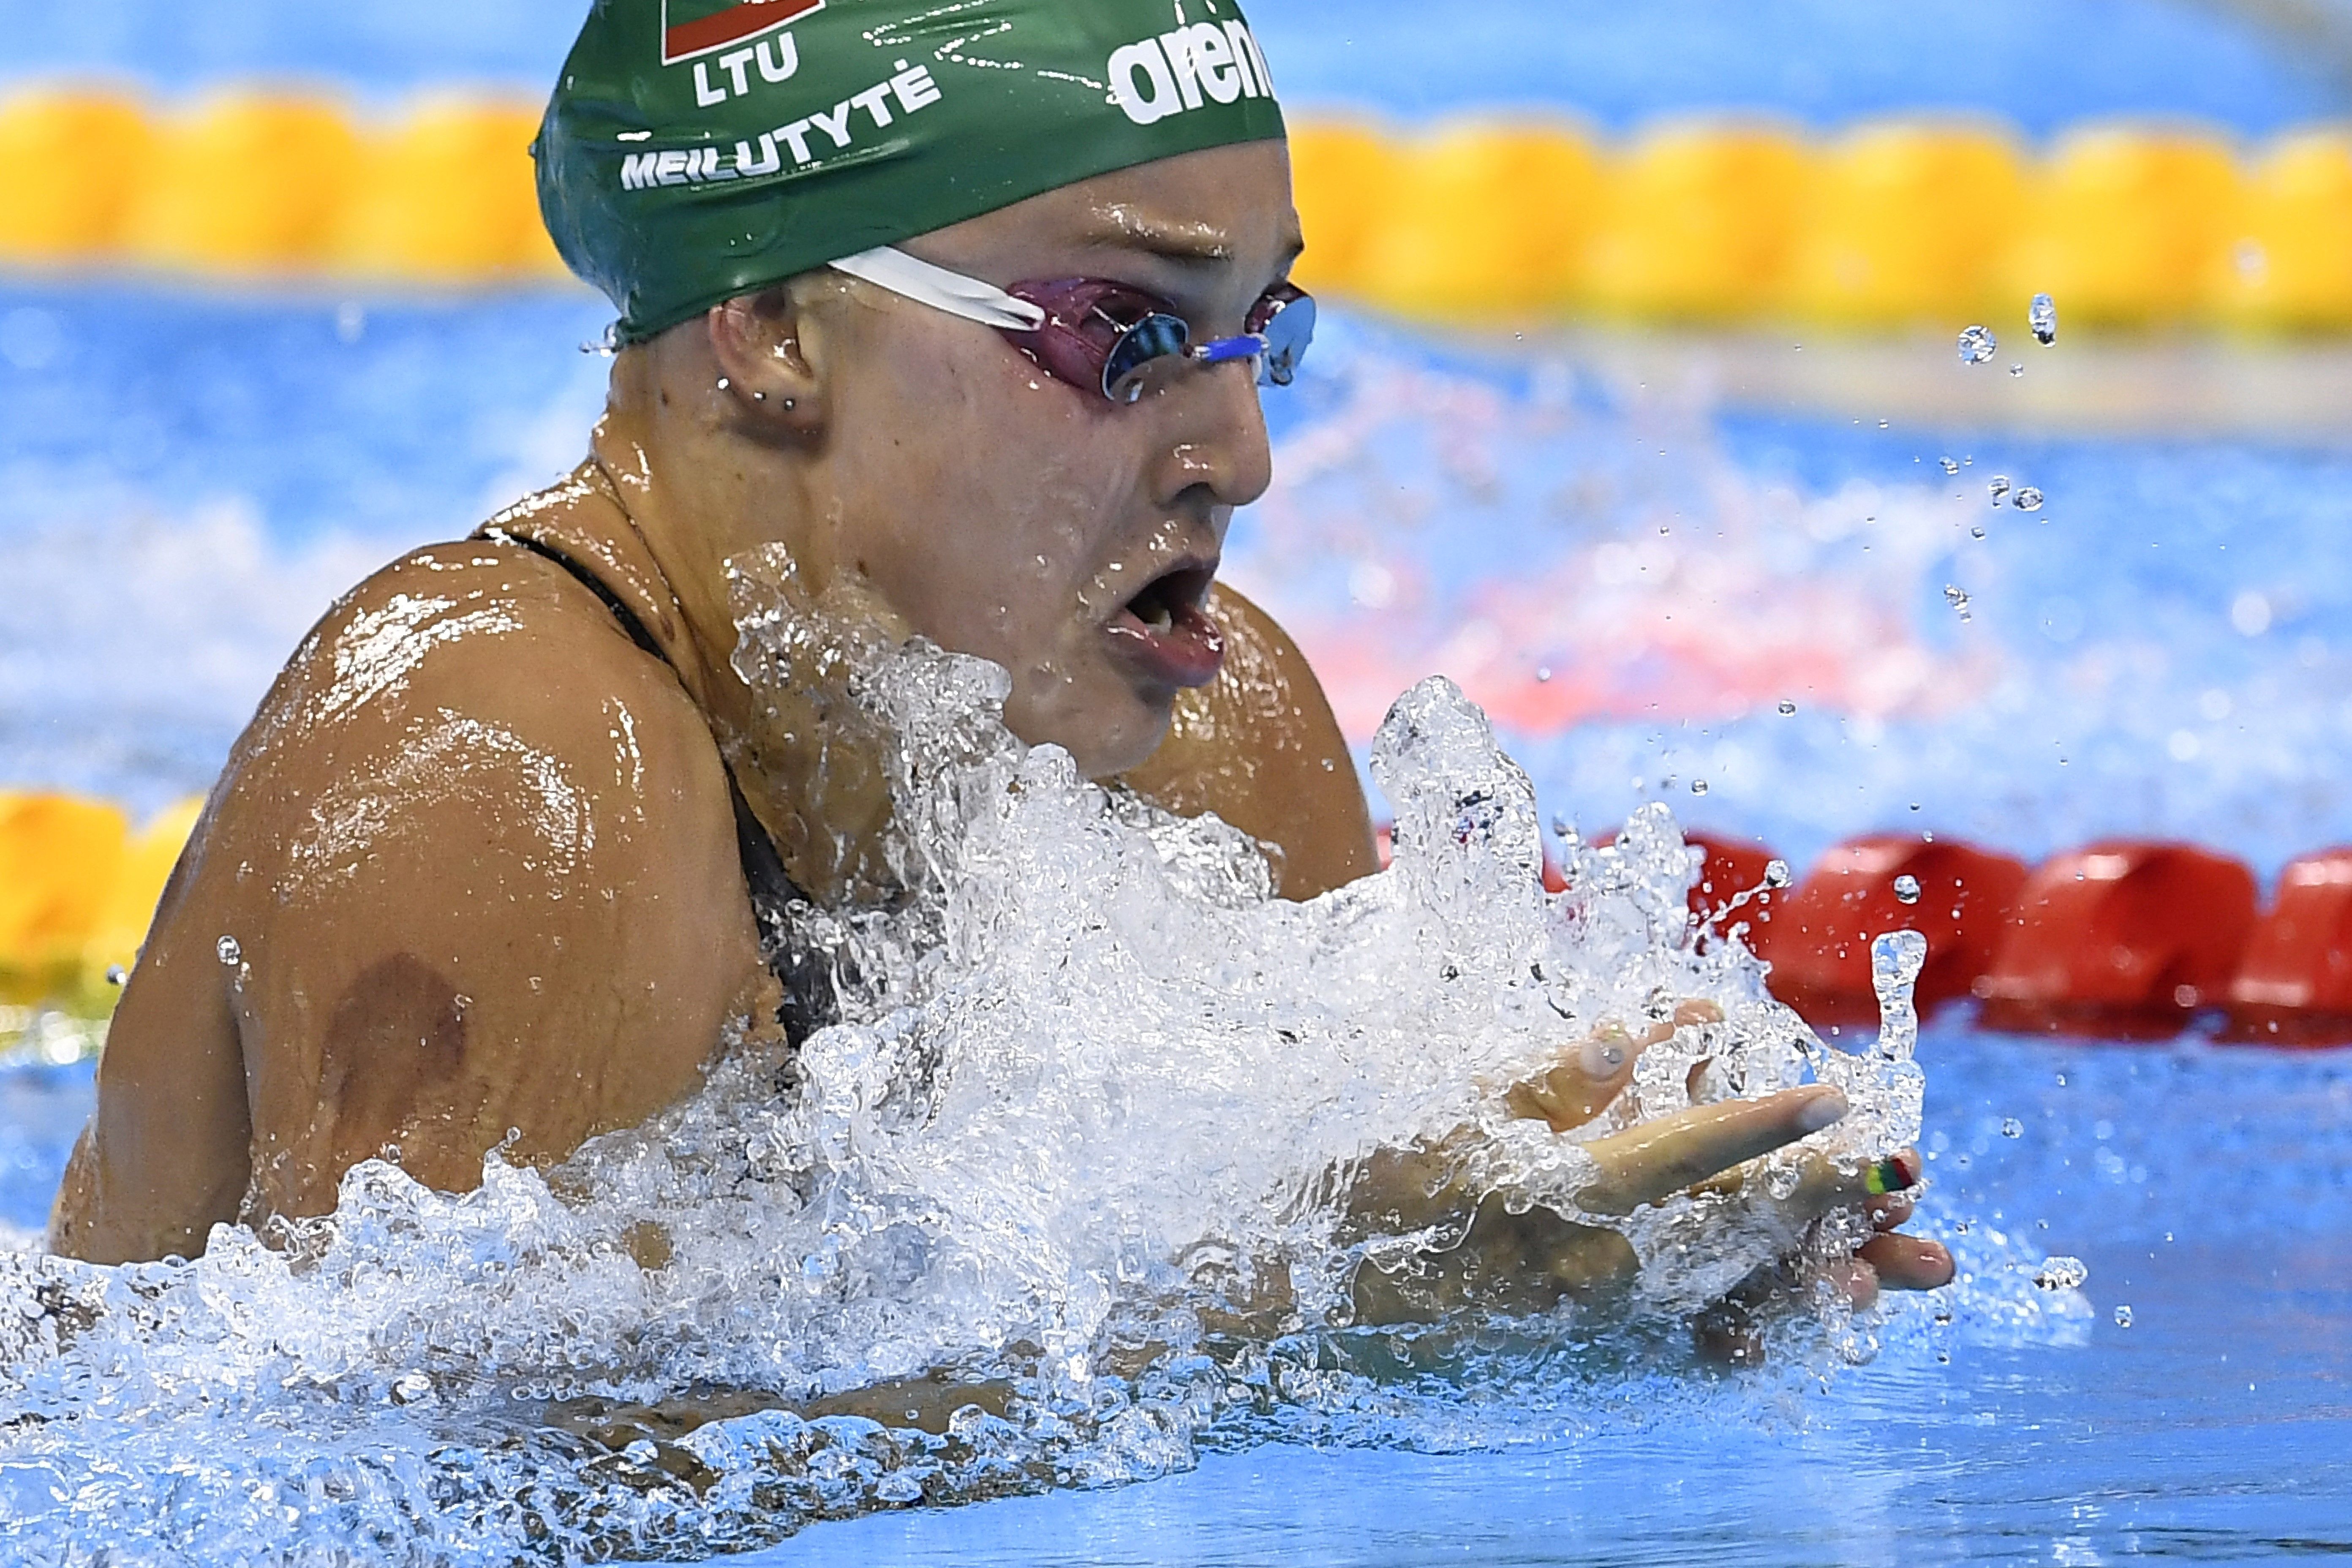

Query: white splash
<box><xmin>0</xmin><ymin>569</ymin><xmax>2019</xmax><ymax>1563</ymax></box>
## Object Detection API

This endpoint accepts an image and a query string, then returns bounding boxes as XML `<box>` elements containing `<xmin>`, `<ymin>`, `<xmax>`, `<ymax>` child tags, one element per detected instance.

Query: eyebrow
<box><xmin>1079</xmin><ymin>212</ymin><xmax>1238</xmax><ymax>263</ymax></box>
<box><xmin>1076</xmin><ymin>212</ymin><xmax>1309</xmax><ymax>280</ymax></box>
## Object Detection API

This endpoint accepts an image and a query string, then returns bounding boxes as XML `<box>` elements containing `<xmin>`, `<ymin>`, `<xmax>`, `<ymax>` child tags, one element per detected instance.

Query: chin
<box><xmin>1005</xmin><ymin>680</ymin><xmax>1171</xmax><ymax>780</ymax></box>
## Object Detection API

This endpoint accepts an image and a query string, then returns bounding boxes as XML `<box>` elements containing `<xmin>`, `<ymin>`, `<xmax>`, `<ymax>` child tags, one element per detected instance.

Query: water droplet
<box><xmin>1778</xmin><ymin>700</ymin><xmax>1798</xmax><ymax>716</ymax></box>
<box><xmin>2113</xmin><ymin>1304</ymin><xmax>2134</xmax><ymax>1328</ymax></box>
<box><xmin>1550</xmin><ymin>814</ymin><xmax>1573</xmax><ymax>839</ymax></box>
<box><xmin>2013</xmin><ymin>487</ymin><xmax>2044</xmax><ymax>512</ymax></box>
<box><xmin>1869</xmin><ymin>929</ymin><xmax>1930</xmax><ymax>1062</ymax></box>
<box><xmin>2001</xmin><ymin>1117</ymin><xmax>2024</xmax><ymax>1138</ymax></box>
<box><xmin>580</xmin><ymin>321</ymin><xmax>621</xmax><ymax>357</ymax></box>
<box><xmin>1893</xmin><ymin>874</ymin><xmax>1922</xmax><ymax>904</ymax></box>
<box><xmin>1957</xmin><ymin>324</ymin><xmax>1998</xmax><ymax>364</ymax></box>
<box><xmin>104</xmin><ymin>964</ymin><xmax>127</xmax><ymax>986</ymax></box>
<box><xmin>1944</xmin><ymin>584</ymin><xmax>1973</xmax><ymax>622</ymax></box>
<box><xmin>1763</xmin><ymin>858</ymin><xmax>1793</xmax><ymax>890</ymax></box>
<box><xmin>215</xmin><ymin>935</ymin><xmax>241</xmax><ymax>967</ymax></box>
<box><xmin>1535</xmin><ymin>665</ymin><xmax>1554</xmax><ymax>683</ymax></box>
<box><xmin>1690</xmin><ymin>779</ymin><xmax>1710</xmax><ymax>795</ymax></box>
<box><xmin>1988</xmin><ymin>476</ymin><xmax>2010</xmax><ymax>503</ymax></box>
<box><xmin>1971</xmin><ymin>525</ymin><xmax>1987</xmax><ymax>539</ymax></box>
<box><xmin>2009</xmin><ymin>363</ymin><xmax>2025</xmax><ymax>377</ymax></box>
<box><xmin>2034</xmin><ymin>1255</ymin><xmax>2089</xmax><ymax>1291</ymax></box>
<box><xmin>2031</xmin><ymin>292</ymin><xmax>2058</xmax><ymax>346</ymax></box>
<box><xmin>1938</xmin><ymin>456</ymin><xmax>1960</xmax><ymax>475</ymax></box>
<box><xmin>390</xmin><ymin>1371</ymin><xmax>436</xmax><ymax>1405</ymax></box>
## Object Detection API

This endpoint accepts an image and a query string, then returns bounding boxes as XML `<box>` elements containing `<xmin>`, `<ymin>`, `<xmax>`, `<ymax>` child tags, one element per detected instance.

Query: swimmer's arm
<box><xmin>1120</xmin><ymin>584</ymin><xmax>1379</xmax><ymax>901</ymax></box>
<box><xmin>49</xmin><ymin>798</ymin><xmax>252</xmax><ymax>1264</ymax></box>
<box><xmin>54</xmin><ymin>550</ymin><xmax>773</xmax><ymax>1259</ymax></box>
<box><xmin>215</xmin><ymin>556</ymin><xmax>773</xmax><ymax>1225</ymax></box>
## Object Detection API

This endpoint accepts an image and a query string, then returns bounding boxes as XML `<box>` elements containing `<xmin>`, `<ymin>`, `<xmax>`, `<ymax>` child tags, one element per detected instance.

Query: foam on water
<box><xmin>0</xmin><ymin>556</ymin><xmax>2067</xmax><ymax>1565</ymax></box>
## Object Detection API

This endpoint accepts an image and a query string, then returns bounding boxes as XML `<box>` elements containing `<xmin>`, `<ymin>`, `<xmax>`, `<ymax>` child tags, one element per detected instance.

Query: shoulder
<box><xmin>1121</xmin><ymin>583</ymin><xmax>1380</xmax><ymax>900</ymax></box>
<box><xmin>156</xmin><ymin>539</ymin><xmax>769</xmax><ymax>1195</ymax></box>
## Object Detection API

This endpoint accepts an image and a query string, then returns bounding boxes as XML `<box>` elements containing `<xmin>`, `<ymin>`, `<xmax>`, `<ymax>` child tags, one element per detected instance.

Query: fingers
<box><xmin>1507</xmin><ymin>999</ymin><xmax>1727</xmax><ymax>1135</ymax></box>
<box><xmin>1857</xmin><ymin>1232</ymin><xmax>1955</xmax><ymax>1292</ymax></box>
<box><xmin>1506</xmin><ymin>1023</ymin><xmax>1642</xmax><ymax>1132</ymax></box>
<box><xmin>1578</xmin><ymin>1086</ymin><xmax>1847</xmax><ymax>1215</ymax></box>
<box><xmin>1773</xmin><ymin>1147</ymin><xmax>1925</xmax><ymax>1227</ymax></box>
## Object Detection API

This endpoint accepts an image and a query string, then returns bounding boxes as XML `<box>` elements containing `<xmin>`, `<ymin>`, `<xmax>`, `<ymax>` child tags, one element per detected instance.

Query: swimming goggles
<box><xmin>830</xmin><ymin>246</ymin><xmax>1315</xmax><ymax>406</ymax></box>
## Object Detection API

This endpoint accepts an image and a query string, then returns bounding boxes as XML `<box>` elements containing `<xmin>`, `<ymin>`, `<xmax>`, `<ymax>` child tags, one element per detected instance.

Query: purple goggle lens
<box><xmin>1001</xmin><ymin>280</ymin><xmax>1316</xmax><ymax>405</ymax></box>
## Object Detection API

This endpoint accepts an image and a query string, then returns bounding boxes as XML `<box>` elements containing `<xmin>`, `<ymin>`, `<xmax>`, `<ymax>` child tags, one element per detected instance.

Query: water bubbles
<box><xmin>2013</xmin><ymin>487</ymin><xmax>2045</xmax><ymax>512</ymax></box>
<box><xmin>2034</xmin><ymin>1255</ymin><xmax>2090</xmax><ymax>1291</ymax></box>
<box><xmin>1938</xmin><ymin>456</ymin><xmax>1960</xmax><ymax>475</ymax></box>
<box><xmin>389</xmin><ymin>1372</ymin><xmax>435</xmax><ymax>1406</ymax></box>
<box><xmin>2009</xmin><ymin>364</ymin><xmax>2025</xmax><ymax>378</ymax></box>
<box><xmin>1944</xmin><ymin>584</ymin><xmax>1973</xmax><ymax>623</ymax></box>
<box><xmin>1957</xmin><ymin>324</ymin><xmax>1998</xmax><ymax>364</ymax></box>
<box><xmin>2113</xmin><ymin>1304</ymin><xmax>2134</xmax><ymax>1328</ymax></box>
<box><xmin>2031</xmin><ymin>292</ymin><xmax>2058</xmax><ymax>346</ymax></box>
<box><xmin>1971</xmin><ymin>525</ymin><xmax>1987</xmax><ymax>540</ymax></box>
<box><xmin>215</xmin><ymin>935</ymin><xmax>241</xmax><ymax>967</ymax></box>
<box><xmin>104</xmin><ymin>965</ymin><xmax>127</xmax><ymax>986</ymax></box>
<box><xmin>2001</xmin><ymin>1117</ymin><xmax>2024</xmax><ymax>1138</ymax></box>
<box><xmin>1763</xmin><ymin>858</ymin><xmax>1794</xmax><ymax>890</ymax></box>
<box><xmin>1892</xmin><ymin>874</ymin><xmax>1922</xmax><ymax>905</ymax></box>
<box><xmin>1988</xmin><ymin>476</ymin><xmax>2010</xmax><ymax>504</ymax></box>
<box><xmin>1778</xmin><ymin>700</ymin><xmax>1798</xmax><ymax>716</ymax></box>
<box><xmin>1690</xmin><ymin>779</ymin><xmax>1710</xmax><ymax>795</ymax></box>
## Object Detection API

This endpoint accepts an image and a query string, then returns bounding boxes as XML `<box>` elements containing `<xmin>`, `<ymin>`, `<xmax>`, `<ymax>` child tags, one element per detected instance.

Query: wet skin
<box><xmin>48</xmin><ymin>139</ymin><xmax>1949</xmax><ymax>1323</ymax></box>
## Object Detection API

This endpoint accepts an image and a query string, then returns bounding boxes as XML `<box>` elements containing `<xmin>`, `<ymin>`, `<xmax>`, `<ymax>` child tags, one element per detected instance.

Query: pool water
<box><xmin>6</xmin><ymin>1024</ymin><xmax>2347</xmax><ymax>1564</ymax></box>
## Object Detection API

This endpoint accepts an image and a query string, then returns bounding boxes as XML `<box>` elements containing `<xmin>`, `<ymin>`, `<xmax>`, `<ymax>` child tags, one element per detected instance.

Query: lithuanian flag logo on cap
<box><xmin>660</xmin><ymin>0</ymin><xmax>825</xmax><ymax>65</ymax></box>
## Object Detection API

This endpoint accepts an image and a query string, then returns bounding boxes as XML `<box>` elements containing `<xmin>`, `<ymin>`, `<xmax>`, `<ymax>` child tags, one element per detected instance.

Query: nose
<box><xmin>1149</xmin><ymin>357</ymin><xmax>1274</xmax><ymax>514</ymax></box>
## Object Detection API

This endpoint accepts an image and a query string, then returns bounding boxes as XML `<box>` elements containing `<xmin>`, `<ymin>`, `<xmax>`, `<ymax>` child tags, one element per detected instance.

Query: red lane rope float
<box><xmin>2221</xmin><ymin>847</ymin><xmax>2352</xmax><ymax>1047</ymax></box>
<box><xmin>1971</xmin><ymin>841</ymin><xmax>2259</xmax><ymax>1040</ymax></box>
<box><xmin>1749</xmin><ymin>836</ymin><xmax>2028</xmax><ymax>1025</ymax></box>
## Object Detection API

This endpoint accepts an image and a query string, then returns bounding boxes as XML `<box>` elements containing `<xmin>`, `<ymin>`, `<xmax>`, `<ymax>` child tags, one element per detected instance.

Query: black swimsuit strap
<box><xmin>485</xmin><ymin>528</ymin><xmax>836</xmax><ymax>1044</ymax></box>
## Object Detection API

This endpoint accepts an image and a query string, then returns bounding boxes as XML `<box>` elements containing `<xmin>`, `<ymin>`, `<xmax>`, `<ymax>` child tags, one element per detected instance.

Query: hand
<box><xmin>1694</xmin><ymin>1181</ymin><xmax>1954</xmax><ymax>1364</ymax></box>
<box><xmin>1504</xmin><ymin>999</ymin><xmax>1725</xmax><ymax>1133</ymax></box>
<box><xmin>1352</xmin><ymin>1082</ymin><xmax>1952</xmax><ymax>1325</ymax></box>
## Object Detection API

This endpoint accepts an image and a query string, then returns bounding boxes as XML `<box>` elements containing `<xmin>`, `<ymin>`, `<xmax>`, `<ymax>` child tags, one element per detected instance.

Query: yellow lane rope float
<box><xmin>3</xmin><ymin>85</ymin><xmax>2352</xmax><ymax>327</ymax></box>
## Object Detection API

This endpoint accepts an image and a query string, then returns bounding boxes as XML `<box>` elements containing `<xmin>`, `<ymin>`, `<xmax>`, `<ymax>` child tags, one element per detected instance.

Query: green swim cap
<box><xmin>537</xmin><ymin>0</ymin><xmax>1287</xmax><ymax>340</ymax></box>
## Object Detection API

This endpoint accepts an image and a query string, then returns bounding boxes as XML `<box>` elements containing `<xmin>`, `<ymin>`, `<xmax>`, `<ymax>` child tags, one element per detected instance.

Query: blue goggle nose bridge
<box><xmin>1099</xmin><ymin>292</ymin><xmax>1318</xmax><ymax>404</ymax></box>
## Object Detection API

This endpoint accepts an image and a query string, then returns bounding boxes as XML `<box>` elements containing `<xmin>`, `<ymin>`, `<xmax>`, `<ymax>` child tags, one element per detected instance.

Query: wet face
<box><xmin>796</xmin><ymin>141</ymin><xmax>1298</xmax><ymax>777</ymax></box>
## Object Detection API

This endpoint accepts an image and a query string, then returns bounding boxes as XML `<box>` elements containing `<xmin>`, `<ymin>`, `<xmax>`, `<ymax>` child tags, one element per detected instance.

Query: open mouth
<box><xmin>1122</xmin><ymin>564</ymin><xmax>1216</xmax><ymax>634</ymax></box>
<box><xmin>1106</xmin><ymin>563</ymin><xmax>1225</xmax><ymax>689</ymax></box>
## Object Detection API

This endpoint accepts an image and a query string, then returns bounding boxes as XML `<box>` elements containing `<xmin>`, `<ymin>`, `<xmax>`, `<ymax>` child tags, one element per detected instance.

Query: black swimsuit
<box><xmin>488</xmin><ymin>530</ymin><xmax>838</xmax><ymax>1045</ymax></box>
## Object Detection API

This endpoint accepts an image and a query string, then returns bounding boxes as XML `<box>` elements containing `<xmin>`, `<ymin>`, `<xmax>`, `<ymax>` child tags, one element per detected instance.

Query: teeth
<box><xmin>1142</xmin><ymin>600</ymin><xmax>1173</xmax><ymax>632</ymax></box>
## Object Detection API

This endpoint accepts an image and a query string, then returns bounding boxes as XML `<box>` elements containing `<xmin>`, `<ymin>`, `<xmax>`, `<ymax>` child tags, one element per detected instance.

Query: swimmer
<box><xmin>47</xmin><ymin>0</ymin><xmax>1951</xmax><ymax>1335</ymax></box>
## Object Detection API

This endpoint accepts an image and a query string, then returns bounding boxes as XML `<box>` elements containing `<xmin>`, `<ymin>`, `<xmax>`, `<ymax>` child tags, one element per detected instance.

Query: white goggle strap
<box><xmin>828</xmin><ymin>246</ymin><xmax>1048</xmax><ymax>332</ymax></box>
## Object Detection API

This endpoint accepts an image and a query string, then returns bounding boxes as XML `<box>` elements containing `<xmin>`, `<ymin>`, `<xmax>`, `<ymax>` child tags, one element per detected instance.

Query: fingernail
<box><xmin>1581</xmin><ymin>1031</ymin><xmax>1629</xmax><ymax>1077</ymax></box>
<box><xmin>1795</xmin><ymin>1089</ymin><xmax>1848</xmax><ymax>1134</ymax></box>
<box><xmin>1866</xmin><ymin>1150</ymin><xmax>1922</xmax><ymax>1195</ymax></box>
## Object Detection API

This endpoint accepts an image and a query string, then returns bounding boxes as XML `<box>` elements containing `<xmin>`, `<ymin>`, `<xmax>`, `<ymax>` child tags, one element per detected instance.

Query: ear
<box><xmin>707</xmin><ymin>287</ymin><xmax>825</xmax><ymax>436</ymax></box>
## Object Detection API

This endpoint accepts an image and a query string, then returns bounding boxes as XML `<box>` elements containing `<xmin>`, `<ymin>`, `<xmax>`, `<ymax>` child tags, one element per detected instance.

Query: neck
<box><xmin>500</xmin><ymin>338</ymin><xmax>902</xmax><ymax>904</ymax></box>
